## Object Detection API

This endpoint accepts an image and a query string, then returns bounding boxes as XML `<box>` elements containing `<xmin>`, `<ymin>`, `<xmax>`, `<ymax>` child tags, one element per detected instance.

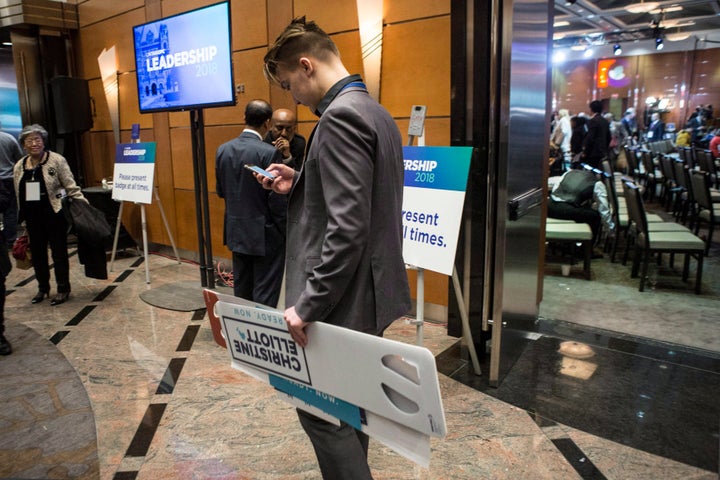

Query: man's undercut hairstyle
<box><xmin>263</xmin><ymin>16</ymin><xmax>340</xmax><ymax>85</ymax></box>
<box><xmin>589</xmin><ymin>100</ymin><xmax>603</xmax><ymax>114</ymax></box>
<box><xmin>245</xmin><ymin>100</ymin><xmax>273</xmax><ymax>128</ymax></box>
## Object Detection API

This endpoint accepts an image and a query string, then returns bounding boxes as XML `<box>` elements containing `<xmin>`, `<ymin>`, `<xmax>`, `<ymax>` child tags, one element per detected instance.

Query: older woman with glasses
<box><xmin>13</xmin><ymin>124</ymin><xmax>86</xmax><ymax>305</ymax></box>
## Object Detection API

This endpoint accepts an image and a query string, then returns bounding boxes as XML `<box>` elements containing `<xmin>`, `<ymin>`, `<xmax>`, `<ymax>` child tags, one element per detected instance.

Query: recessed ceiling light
<box><xmin>625</xmin><ymin>1</ymin><xmax>660</xmax><ymax>14</ymax></box>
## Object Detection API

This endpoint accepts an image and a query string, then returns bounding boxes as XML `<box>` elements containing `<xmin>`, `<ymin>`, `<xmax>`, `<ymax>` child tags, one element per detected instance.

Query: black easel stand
<box><xmin>190</xmin><ymin>109</ymin><xmax>215</xmax><ymax>288</ymax></box>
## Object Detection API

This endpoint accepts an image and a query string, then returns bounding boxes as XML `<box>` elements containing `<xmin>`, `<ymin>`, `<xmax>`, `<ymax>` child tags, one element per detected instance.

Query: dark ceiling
<box><xmin>553</xmin><ymin>0</ymin><xmax>720</xmax><ymax>49</ymax></box>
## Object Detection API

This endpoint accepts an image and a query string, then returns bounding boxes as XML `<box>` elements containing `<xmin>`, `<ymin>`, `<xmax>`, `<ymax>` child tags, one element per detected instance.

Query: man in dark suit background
<box><xmin>646</xmin><ymin>112</ymin><xmax>664</xmax><ymax>142</ymax></box>
<box><xmin>215</xmin><ymin>99</ymin><xmax>285</xmax><ymax>307</ymax></box>
<box><xmin>260</xmin><ymin>17</ymin><xmax>411</xmax><ymax>480</ymax></box>
<box><xmin>581</xmin><ymin>100</ymin><xmax>611</xmax><ymax>168</ymax></box>
<box><xmin>263</xmin><ymin>108</ymin><xmax>306</xmax><ymax>171</ymax></box>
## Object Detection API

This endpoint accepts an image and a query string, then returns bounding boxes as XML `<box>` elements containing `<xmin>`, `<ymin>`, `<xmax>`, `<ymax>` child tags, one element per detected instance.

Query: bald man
<box><xmin>263</xmin><ymin>108</ymin><xmax>307</xmax><ymax>171</ymax></box>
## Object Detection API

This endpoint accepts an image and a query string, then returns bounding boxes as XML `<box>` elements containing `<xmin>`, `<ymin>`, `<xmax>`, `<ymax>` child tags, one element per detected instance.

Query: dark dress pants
<box><xmin>297</xmin><ymin>409</ymin><xmax>373</xmax><ymax>480</ymax></box>
<box><xmin>26</xmin><ymin>210</ymin><xmax>71</xmax><ymax>294</ymax></box>
<box><xmin>548</xmin><ymin>199</ymin><xmax>602</xmax><ymax>244</ymax></box>
<box><xmin>232</xmin><ymin>239</ymin><xmax>284</xmax><ymax>307</ymax></box>
<box><xmin>0</xmin><ymin>274</ymin><xmax>5</xmax><ymax>335</ymax></box>
<box><xmin>1</xmin><ymin>178</ymin><xmax>18</xmax><ymax>246</ymax></box>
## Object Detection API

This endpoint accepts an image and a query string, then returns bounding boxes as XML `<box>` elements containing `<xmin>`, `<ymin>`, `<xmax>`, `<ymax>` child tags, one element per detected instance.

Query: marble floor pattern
<box><xmin>0</xmin><ymin>246</ymin><xmax>718</xmax><ymax>479</ymax></box>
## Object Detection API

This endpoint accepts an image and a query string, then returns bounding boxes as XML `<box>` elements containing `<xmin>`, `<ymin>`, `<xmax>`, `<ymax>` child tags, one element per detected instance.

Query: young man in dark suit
<box><xmin>259</xmin><ymin>17</ymin><xmax>411</xmax><ymax>479</ymax></box>
<box><xmin>215</xmin><ymin>100</ymin><xmax>286</xmax><ymax>307</ymax></box>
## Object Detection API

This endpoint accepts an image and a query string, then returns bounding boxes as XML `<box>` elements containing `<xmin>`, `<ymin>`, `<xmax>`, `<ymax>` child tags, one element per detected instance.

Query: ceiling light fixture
<box><xmin>666</xmin><ymin>32</ymin><xmax>691</xmax><ymax>41</ymax></box>
<box><xmin>649</xmin><ymin>6</ymin><xmax>683</xmax><ymax>14</ymax></box>
<box><xmin>655</xmin><ymin>36</ymin><xmax>664</xmax><ymax>50</ymax></box>
<box><xmin>625</xmin><ymin>1</ymin><xmax>660</xmax><ymax>14</ymax></box>
<box><xmin>613</xmin><ymin>44</ymin><xmax>622</xmax><ymax>55</ymax></box>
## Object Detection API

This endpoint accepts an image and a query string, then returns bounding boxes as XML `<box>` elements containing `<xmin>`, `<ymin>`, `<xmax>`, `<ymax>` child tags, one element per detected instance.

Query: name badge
<box><xmin>26</xmin><ymin>181</ymin><xmax>40</xmax><ymax>201</ymax></box>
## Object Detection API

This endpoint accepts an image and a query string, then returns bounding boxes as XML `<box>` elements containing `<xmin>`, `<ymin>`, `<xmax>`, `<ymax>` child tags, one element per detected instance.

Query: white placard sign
<box><xmin>204</xmin><ymin>290</ymin><xmax>447</xmax><ymax>467</ymax></box>
<box><xmin>112</xmin><ymin>142</ymin><xmax>156</xmax><ymax>204</ymax></box>
<box><xmin>402</xmin><ymin>146</ymin><xmax>473</xmax><ymax>275</ymax></box>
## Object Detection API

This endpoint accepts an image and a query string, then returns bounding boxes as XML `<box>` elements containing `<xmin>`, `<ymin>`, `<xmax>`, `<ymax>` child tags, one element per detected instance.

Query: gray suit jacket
<box><xmin>285</xmin><ymin>85</ymin><xmax>411</xmax><ymax>334</ymax></box>
<box><xmin>215</xmin><ymin>131</ymin><xmax>284</xmax><ymax>256</ymax></box>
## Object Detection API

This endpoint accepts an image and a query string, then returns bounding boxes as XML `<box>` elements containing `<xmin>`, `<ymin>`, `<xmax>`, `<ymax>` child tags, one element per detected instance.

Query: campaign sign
<box><xmin>207</xmin><ymin>291</ymin><xmax>445</xmax><ymax>467</ymax></box>
<box><xmin>112</xmin><ymin>142</ymin><xmax>156</xmax><ymax>204</ymax></box>
<box><xmin>402</xmin><ymin>146</ymin><xmax>472</xmax><ymax>275</ymax></box>
<box><xmin>221</xmin><ymin>305</ymin><xmax>311</xmax><ymax>385</ymax></box>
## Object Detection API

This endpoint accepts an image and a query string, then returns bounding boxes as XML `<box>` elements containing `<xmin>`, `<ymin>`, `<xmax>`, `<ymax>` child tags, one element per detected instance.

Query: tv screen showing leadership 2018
<box><xmin>132</xmin><ymin>1</ymin><xmax>235</xmax><ymax>114</ymax></box>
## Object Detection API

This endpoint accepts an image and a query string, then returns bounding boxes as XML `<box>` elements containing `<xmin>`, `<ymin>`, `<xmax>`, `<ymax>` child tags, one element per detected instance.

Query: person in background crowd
<box><xmin>687</xmin><ymin>108</ymin><xmax>703</xmax><ymax>145</ymax></box>
<box><xmin>709</xmin><ymin>130</ymin><xmax>720</xmax><ymax>159</ymax></box>
<box><xmin>0</xmin><ymin>178</ymin><xmax>13</xmax><ymax>355</ymax></box>
<box><xmin>698</xmin><ymin>128</ymin><xmax>715</xmax><ymax>150</ymax></box>
<box><xmin>581</xmin><ymin>100</ymin><xmax>611</xmax><ymax>169</ymax></box>
<box><xmin>13</xmin><ymin>124</ymin><xmax>86</xmax><ymax>306</ymax></box>
<box><xmin>556</xmin><ymin>109</ymin><xmax>572</xmax><ymax>169</ymax></box>
<box><xmin>0</xmin><ymin>128</ymin><xmax>23</xmax><ymax>247</ymax></box>
<box><xmin>215</xmin><ymin>100</ymin><xmax>286</xmax><ymax>307</ymax></box>
<box><xmin>260</xmin><ymin>16</ymin><xmax>411</xmax><ymax>479</ymax></box>
<box><xmin>570</xmin><ymin>115</ymin><xmax>587</xmax><ymax>164</ymax></box>
<box><xmin>549</xmin><ymin>110</ymin><xmax>567</xmax><ymax>176</ymax></box>
<box><xmin>621</xmin><ymin>107</ymin><xmax>638</xmax><ymax>144</ymax></box>
<box><xmin>548</xmin><ymin>163</ymin><xmax>613</xmax><ymax>254</ymax></box>
<box><xmin>646</xmin><ymin>112</ymin><xmax>664</xmax><ymax>142</ymax></box>
<box><xmin>263</xmin><ymin>108</ymin><xmax>307</xmax><ymax>171</ymax></box>
<box><xmin>703</xmin><ymin>104</ymin><xmax>714</xmax><ymax>121</ymax></box>
<box><xmin>675</xmin><ymin>128</ymin><xmax>691</xmax><ymax>148</ymax></box>
<box><xmin>604</xmin><ymin>112</ymin><xmax>625</xmax><ymax>167</ymax></box>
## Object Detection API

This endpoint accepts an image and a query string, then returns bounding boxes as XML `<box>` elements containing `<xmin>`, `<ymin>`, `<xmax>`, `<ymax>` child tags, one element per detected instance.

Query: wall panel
<box><xmin>78</xmin><ymin>0</ymin><xmax>145</xmax><ymax>27</ymax></box>
<box><xmin>384</xmin><ymin>0</ymin><xmax>449</xmax><ymax>24</ymax></box>
<box><xmin>76</xmin><ymin>9</ymin><xmax>145</xmax><ymax>79</ymax></box>
<box><xmin>120</xmin><ymin>72</ymin><xmax>151</xmax><ymax>130</ymax></box>
<box><xmin>292</xmin><ymin>0</ymin><xmax>357</xmax><ymax>34</ymax></box>
<box><xmin>395</xmin><ymin>118</ymin><xmax>450</xmax><ymax>146</ymax></box>
<box><xmin>381</xmin><ymin>17</ymin><xmax>450</xmax><ymax>118</ymax></box>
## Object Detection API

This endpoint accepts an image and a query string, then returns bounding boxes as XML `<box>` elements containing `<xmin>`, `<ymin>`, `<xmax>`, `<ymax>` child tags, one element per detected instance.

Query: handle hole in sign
<box><xmin>381</xmin><ymin>354</ymin><xmax>420</xmax><ymax>384</ymax></box>
<box><xmin>381</xmin><ymin>383</ymin><xmax>419</xmax><ymax>414</ymax></box>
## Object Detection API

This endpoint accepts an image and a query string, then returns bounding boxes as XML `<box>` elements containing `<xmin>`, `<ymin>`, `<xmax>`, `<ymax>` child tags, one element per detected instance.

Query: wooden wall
<box><xmin>74</xmin><ymin>0</ymin><xmax>451</xmax><ymax>307</ymax></box>
<box><xmin>553</xmin><ymin>48</ymin><xmax>720</xmax><ymax>129</ymax></box>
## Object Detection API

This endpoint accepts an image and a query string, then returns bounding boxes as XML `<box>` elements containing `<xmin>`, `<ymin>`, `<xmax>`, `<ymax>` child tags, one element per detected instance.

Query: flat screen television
<box><xmin>132</xmin><ymin>1</ymin><xmax>235</xmax><ymax>113</ymax></box>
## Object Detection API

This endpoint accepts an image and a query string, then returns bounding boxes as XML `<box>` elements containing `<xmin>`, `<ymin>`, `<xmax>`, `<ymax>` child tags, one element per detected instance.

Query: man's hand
<box><xmin>273</xmin><ymin>137</ymin><xmax>291</xmax><ymax>159</ymax></box>
<box><xmin>284</xmin><ymin>306</ymin><xmax>309</xmax><ymax>347</ymax></box>
<box><xmin>255</xmin><ymin>163</ymin><xmax>294</xmax><ymax>194</ymax></box>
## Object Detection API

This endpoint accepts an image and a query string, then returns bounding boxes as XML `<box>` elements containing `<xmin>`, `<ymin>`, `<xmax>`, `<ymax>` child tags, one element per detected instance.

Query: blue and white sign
<box><xmin>112</xmin><ymin>142</ymin><xmax>156</xmax><ymax>204</ymax></box>
<box><xmin>402</xmin><ymin>146</ymin><xmax>473</xmax><ymax>275</ymax></box>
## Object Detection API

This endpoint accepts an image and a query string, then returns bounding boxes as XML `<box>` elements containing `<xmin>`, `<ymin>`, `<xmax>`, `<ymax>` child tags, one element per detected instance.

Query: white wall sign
<box><xmin>112</xmin><ymin>142</ymin><xmax>156</xmax><ymax>204</ymax></box>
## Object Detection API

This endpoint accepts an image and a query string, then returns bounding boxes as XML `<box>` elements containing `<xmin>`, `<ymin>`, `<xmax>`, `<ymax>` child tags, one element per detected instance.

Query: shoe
<box><xmin>0</xmin><ymin>335</ymin><xmax>11</xmax><ymax>355</ymax></box>
<box><xmin>50</xmin><ymin>292</ymin><xmax>70</xmax><ymax>306</ymax></box>
<box><xmin>31</xmin><ymin>291</ymin><xmax>49</xmax><ymax>304</ymax></box>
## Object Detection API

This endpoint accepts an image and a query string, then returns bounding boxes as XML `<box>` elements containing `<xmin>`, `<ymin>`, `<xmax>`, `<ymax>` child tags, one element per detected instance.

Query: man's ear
<box><xmin>299</xmin><ymin>57</ymin><xmax>313</xmax><ymax>75</ymax></box>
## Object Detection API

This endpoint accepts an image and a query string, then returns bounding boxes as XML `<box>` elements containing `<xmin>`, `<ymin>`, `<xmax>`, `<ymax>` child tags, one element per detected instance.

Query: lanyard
<box><xmin>27</xmin><ymin>152</ymin><xmax>49</xmax><ymax>181</ymax></box>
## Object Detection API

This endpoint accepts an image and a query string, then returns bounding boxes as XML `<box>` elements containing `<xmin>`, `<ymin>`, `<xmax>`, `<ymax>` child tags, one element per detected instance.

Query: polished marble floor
<box><xmin>0</xmin><ymin>245</ymin><xmax>718</xmax><ymax>479</ymax></box>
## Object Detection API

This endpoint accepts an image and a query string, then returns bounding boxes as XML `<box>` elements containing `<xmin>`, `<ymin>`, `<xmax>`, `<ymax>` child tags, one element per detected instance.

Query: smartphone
<box><xmin>244</xmin><ymin>164</ymin><xmax>276</xmax><ymax>180</ymax></box>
